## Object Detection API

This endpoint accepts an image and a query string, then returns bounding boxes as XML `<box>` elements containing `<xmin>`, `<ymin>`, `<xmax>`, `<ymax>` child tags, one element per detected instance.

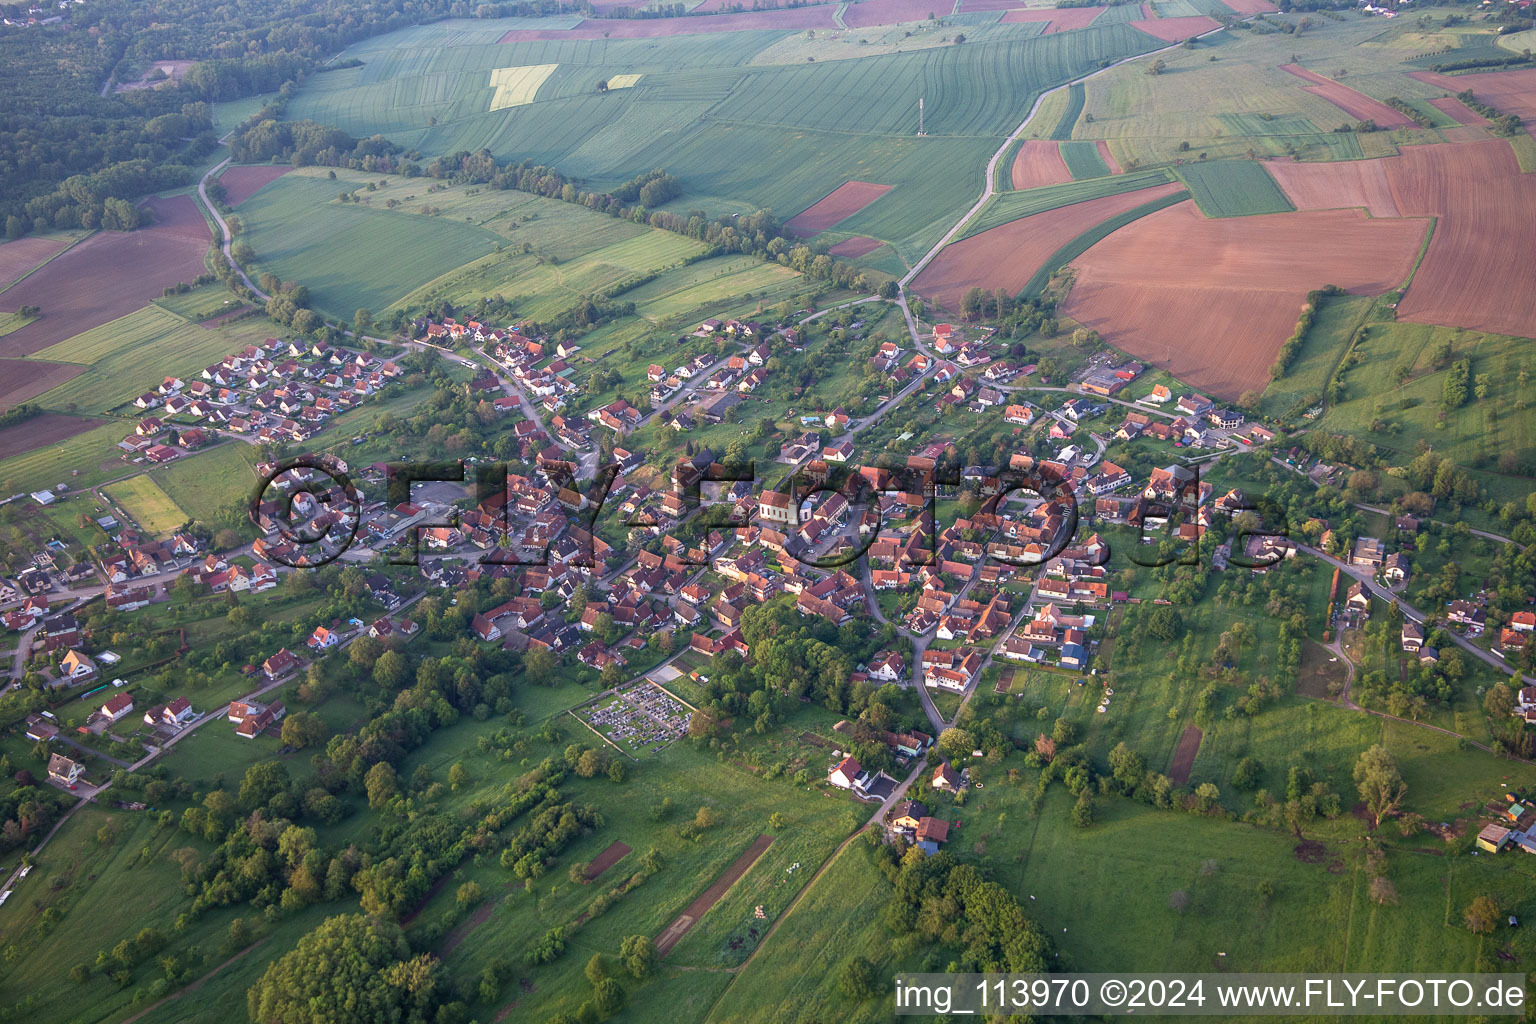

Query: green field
<box><xmin>1060</xmin><ymin>138</ymin><xmax>1112</xmax><ymax>179</ymax></box>
<box><xmin>1259</xmin><ymin>292</ymin><xmax>1372</xmax><ymax>421</ymax></box>
<box><xmin>1318</xmin><ymin>319</ymin><xmax>1536</xmax><ymax>489</ymax></box>
<box><xmin>236</xmin><ymin>171</ymin><xmax>507</xmax><ymax>318</ymax></box>
<box><xmin>150</xmin><ymin>441</ymin><xmax>260</xmax><ymax>526</ymax></box>
<box><xmin>102</xmin><ymin>473</ymin><xmax>189</xmax><ymax>535</ymax></box>
<box><xmin>963</xmin><ymin>168</ymin><xmax>1177</xmax><ymax>237</ymax></box>
<box><xmin>0</xmin><ymin>418</ymin><xmax>127</xmax><ymax>493</ymax></box>
<box><xmin>1175</xmin><ymin>159</ymin><xmax>1296</xmax><ymax>217</ymax></box>
<box><xmin>1050</xmin><ymin>81</ymin><xmax>1087</xmax><ymax>140</ymax></box>
<box><xmin>153</xmin><ymin>283</ymin><xmax>249</xmax><ymax>321</ymax></box>
<box><xmin>29</xmin><ymin>305</ymin><xmax>273</xmax><ymax>415</ymax></box>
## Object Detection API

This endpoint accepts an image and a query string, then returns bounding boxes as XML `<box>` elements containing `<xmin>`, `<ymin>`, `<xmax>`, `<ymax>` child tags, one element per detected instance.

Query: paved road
<box><xmin>1298</xmin><ymin>542</ymin><xmax>1533</xmax><ymax>687</ymax></box>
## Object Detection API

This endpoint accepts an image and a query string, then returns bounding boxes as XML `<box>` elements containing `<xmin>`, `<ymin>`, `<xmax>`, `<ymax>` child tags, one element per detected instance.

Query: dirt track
<box><xmin>1169</xmin><ymin>724</ymin><xmax>1202</xmax><ymax>785</ymax></box>
<box><xmin>584</xmin><ymin>840</ymin><xmax>632</xmax><ymax>882</ymax></box>
<box><xmin>654</xmin><ymin>834</ymin><xmax>773</xmax><ymax>957</ymax></box>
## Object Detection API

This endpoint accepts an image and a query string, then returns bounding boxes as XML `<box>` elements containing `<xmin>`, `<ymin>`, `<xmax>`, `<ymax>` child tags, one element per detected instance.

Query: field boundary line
<box><xmin>0</xmin><ymin>231</ymin><xmax>97</xmax><ymax>298</ymax></box>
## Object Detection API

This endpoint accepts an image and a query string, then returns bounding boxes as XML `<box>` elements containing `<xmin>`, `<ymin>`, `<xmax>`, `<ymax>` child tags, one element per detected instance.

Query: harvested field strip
<box><xmin>1216</xmin><ymin>0</ymin><xmax>1275</xmax><ymax>10</ymax></box>
<box><xmin>826</xmin><ymin>236</ymin><xmax>884</xmax><ymax>257</ymax></box>
<box><xmin>1060</xmin><ymin>139</ymin><xmax>1111</xmax><ymax>179</ymax></box>
<box><xmin>1018</xmin><ymin>188</ymin><xmax>1188</xmax><ymax>297</ymax></box>
<box><xmin>1095</xmin><ymin>140</ymin><xmax>1122</xmax><ymax>174</ymax></box>
<box><xmin>1048</xmin><ymin>82</ymin><xmax>1085</xmax><ymax>140</ymax></box>
<box><xmin>1280</xmin><ymin>64</ymin><xmax>1417</xmax><ymax>129</ymax></box>
<box><xmin>655</xmin><ymin>834</ymin><xmax>775</xmax><ymax>957</ymax></box>
<box><xmin>964</xmin><ymin>168</ymin><xmax>1176</xmax><ymax>236</ymax></box>
<box><xmin>218</xmin><ymin>165</ymin><xmax>291</xmax><ymax>207</ymax></box>
<box><xmin>1175</xmin><ymin>160</ymin><xmax>1295</xmax><ymax>217</ymax></box>
<box><xmin>785</xmin><ymin>180</ymin><xmax>893</xmax><ymax>234</ymax></box>
<box><xmin>913</xmin><ymin>181</ymin><xmax>1186</xmax><ymax>310</ymax></box>
<box><xmin>488</xmin><ymin>64</ymin><xmax>559</xmax><ymax>111</ymax></box>
<box><xmin>843</xmin><ymin>0</ymin><xmax>944</xmax><ymax>28</ymax></box>
<box><xmin>497</xmin><ymin>8</ymin><xmax>838</xmax><ymax>40</ymax></box>
<box><xmin>605</xmin><ymin>73</ymin><xmax>643</xmax><ymax>90</ymax></box>
<box><xmin>1168</xmin><ymin>724</ymin><xmax>1202</xmax><ymax>785</ymax></box>
<box><xmin>1061</xmin><ymin>200</ymin><xmax>1429</xmax><ymax>400</ymax></box>
<box><xmin>1130</xmin><ymin>15</ymin><xmax>1221</xmax><ymax>41</ymax></box>
<box><xmin>584</xmin><ymin>840</ymin><xmax>632</xmax><ymax>882</ymax></box>
<box><xmin>1010</xmin><ymin>140</ymin><xmax>1073</xmax><ymax>190</ymax></box>
<box><xmin>0</xmin><ymin>195</ymin><xmax>211</xmax><ymax>359</ymax></box>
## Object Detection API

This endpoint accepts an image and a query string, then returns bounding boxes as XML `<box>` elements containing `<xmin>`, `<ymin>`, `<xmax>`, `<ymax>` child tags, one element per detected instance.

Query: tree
<box><xmin>838</xmin><ymin>956</ymin><xmax>879</xmax><ymax>999</ymax></box>
<box><xmin>1483</xmin><ymin>682</ymin><xmax>1515</xmax><ymax>720</ymax></box>
<box><xmin>523</xmin><ymin>646</ymin><xmax>557</xmax><ymax>681</ymax></box>
<box><xmin>1232</xmin><ymin>757</ymin><xmax>1262</xmax><ymax>791</ymax></box>
<box><xmin>618</xmin><ymin>935</ymin><xmax>656</xmax><ymax>979</ymax></box>
<box><xmin>1353</xmin><ymin>745</ymin><xmax>1406</xmax><ymax>828</ymax></box>
<box><xmin>1071</xmin><ymin>792</ymin><xmax>1094</xmax><ymax>828</ymax></box>
<box><xmin>592</xmin><ymin>977</ymin><xmax>624</xmax><ymax>1014</ymax></box>
<box><xmin>238</xmin><ymin>760</ymin><xmax>290</xmax><ymax>810</ymax></box>
<box><xmin>1464</xmin><ymin>895</ymin><xmax>1499</xmax><ymax>934</ymax></box>
<box><xmin>448</xmin><ymin>763</ymin><xmax>469</xmax><ymax>790</ymax></box>
<box><xmin>1168</xmin><ymin>890</ymin><xmax>1190</xmax><ymax>913</ymax></box>
<box><xmin>280</xmin><ymin>711</ymin><xmax>328</xmax><ymax>749</ymax></box>
<box><xmin>246</xmin><ymin>915</ymin><xmax>443</xmax><ymax>1024</ymax></box>
<box><xmin>1148</xmin><ymin>605</ymin><xmax>1183</xmax><ymax>642</ymax></box>
<box><xmin>365</xmin><ymin>762</ymin><xmax>399</xmax><ymax>809</ymax></box>
<box><xmin>373</xmin><ymin>650</ymin><xmax>409</xmax><ymax>689</ymax></box>
<box><xmin>585</xmin><ymin>953</ymin><xmax>607</xmax><ymax>986</ymax></box>
<box><xmin>694</xmin><ymin>805</ymin><xmax>718</xmax><ymax>830</ymax></box>
<box><xmin>456</xmin><ymin>881</ymin><xmax>484</xmax><ymax>910</ymax></box>
<box><xmin>937</xmin><ymin>727</ymin><xmax>974</xmax><ymax>761</ymax></box>
<box><xmin>349</xmin><ymin>635</ymin><xmax>383</xmax><ymax>669</ymax></box>
<box><xmin>354</xmin><ymin>308</ymin><xmax>374</xmax><ymax>334</ymax></box>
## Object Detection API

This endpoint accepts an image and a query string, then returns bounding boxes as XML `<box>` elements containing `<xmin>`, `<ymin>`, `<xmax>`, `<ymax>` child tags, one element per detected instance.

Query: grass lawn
<box><xmin>150</xmin><ymin>441</ymin><xmax>260</xmax><ymax>527</ymax></box>
<box><xmin>153</xmin><ymin>283</ymin><xmax>248</xmax><ymax>322</ymax></box>
<box><xmin>102</xmin><ymin>473</ymin><xmax>188</xmax><ymax>536</ymax></box>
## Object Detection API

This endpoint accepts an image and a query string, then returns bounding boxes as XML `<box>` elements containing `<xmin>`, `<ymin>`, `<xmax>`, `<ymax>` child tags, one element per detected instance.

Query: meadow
<box><xmin>235</xmin><ymin>172</ymin><xmax>507</xmax><ymax>319</ymax></box>
<box><xmin>150</xmin><ymin>441</ymin><xmax>261</xmax><ymax>527</ymax></box>
<box><xmin>1258</xmin><ymin>292</ymin><xmax>1373</xmax><ymax>421</ymax></box>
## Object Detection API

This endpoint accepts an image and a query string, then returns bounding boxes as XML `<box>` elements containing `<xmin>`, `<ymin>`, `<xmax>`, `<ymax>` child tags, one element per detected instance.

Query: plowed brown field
<box><xmin>1010</xmin><ymin>140</ymin><xmax>1073</xmax><ymax>190</ymax></box>
<box><xmin>219</xmin><ymin>165</ymin><xmax>292</xmax><ymax>207</ymax></box>
<box><xmin>784</xmin><ymin>181</ymin><xmax>893</xmax><ymax>234</ymax></box>
<box><xmin>1218</xmin><ymin>0</ymin><xmax>1277</xmax><ymax>12</ymax></box>
<box><xmin>1266</xmin><ymin>138</ymin><xmax>1536</xmax><ymax>339</ymax></box>
<box><xmin>0</xmin><ymin>361</ymin><xmax>87</xmax><ymax>411</ymax></box>
<box><xmin>0</xmin><ymin>195</ymin><xmax>211</xmax><ymax>359</ymax></box>
<box><xmin>1000</xmin><ymin>6</ymin><xmax>1105</xmax><ymax>32</ymax></box>
<box><xmin>827</xmin><ymin>236</ymin><xmax>884</xmax><ymax>257</ymax></box>
<box><xmin>1280</xmin><ymin>65</ymin><xmax>1417</xmax><ymax>129</ymax></box>
<box><xmin>0</xmin><ymin>236</ymin><xmax>70</xmax><ymax>292</ymax></box>
<box><xmin>1427</xmin><ymin>96</ymin><xmax>1488</xmax><ymax>126</ymax></box>
<box><xmin>1131</xmin><ymin>15</ymin><xmax>1222</xmax><ymax>42</ymax></box>
<box><xmin>912</xmin><ymin>182</ymin><xmax>1185</xmax><ymax>312</ymax></box>
<box><xmin>1061</xmin><ymin>199</ymin><xmax>1428</xmax><ymax>399</ymax></box>
<box><xmin>1410</xmin><ymin>68</ymin><xmax>1536</xmax><ymax>123</ymax></box>
<box><xmin>1263</xmin><ymin>157</ymin><xmax>1402</xmax><ymax>217</ymax></box>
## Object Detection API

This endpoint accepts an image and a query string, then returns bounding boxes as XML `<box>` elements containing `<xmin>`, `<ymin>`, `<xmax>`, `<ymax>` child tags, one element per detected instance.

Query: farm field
<box><xmin>0</xmin><ymin>417</ymin><xmax>129</xmax><ymax>493</ymax></box>
<box><xmin>1410</xmin><ymin>67</ymin><xmax>1536</xmax><ymax>123</ymax></box>
<box><xmin>1061</xmin><ymin>199</ymin><xmax>1429</xmax><ymax>399</ymax></box>
<box><xmin>235</xmin><ymin>171</ymin><xmax>507</xmax><ymax>319</ymax></box>
<box><xmin>964</xmin><ymin>168</ymin><xmax>1177</xmax><ymax>236</ymax></box>
<box><xmin>1175</xmin><ymin>159</ymin><xmax>1296</xmax><ymax>217</ymax></box>
<box><xmin>1279</xmin><ymin>64</ymin><xmax>1419</xmax><ymax>129</ymax></box>
<box><xmin>1267</xmin><ymin>138</ymin><xmax>1536</xmax><ymax>341</ymax></box>
<box><xmin>28</xmin><ymin>305</ymin><xmax>275</xmax><ymax>415</ymax></box>
<box><xmin>150</xmin><ymin>441</ymin><xmax>261</xmax><ymax>526</ymax></box>
<box><xmin>218</xmin><ymin>164</ymin><xmax>292</xmax><ymax>206</ymax></box>
<box><xmin>153</xmin><ymin>282</ymin><xmax>249</xmax><ymax>322</ymax></box>
<box><xmin>912</xmin><ymin>181</ymin><xmax>1186</xmax><ymax>310</ymax></box>
<box><xmin>1059</xmin><ymin>138</ymin><xmax>1112</xmax><ymax>178</ymax></box>
<box><xmin>0</xmin><ymin>233</ymin><xmax>75</xmax><ymax>291</ymax></box>
<box><xmin>0</xmin><ymin>195</ymin><xmax>211</xmax><ymax>362</ymax></box>
<box><xmin>784</xmin><ymin>181</ymin><xmax>893</xmax><ymax>235</ymax></box>
<box><xmin>103</xmin><ymin>473</ymin><xmax>188</xmax><ymax>536</ymax></box>
<box><xmin>1009</xmin><ymin>140</ymin><xmax>1073</xmax><ymax>190</ymax></box>
<box><xmin>0</xmin><ymin>411</ymin><xmax>105</xmax><ymax>460</ymax></box>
